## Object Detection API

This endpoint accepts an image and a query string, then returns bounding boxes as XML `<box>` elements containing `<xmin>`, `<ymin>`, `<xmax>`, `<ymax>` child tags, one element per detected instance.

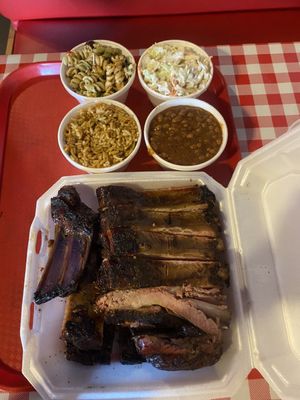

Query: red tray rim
<box><xmin>0</xmin><ymin>61</ymin><xmax>241</xmax><ymax>392</ymax></box>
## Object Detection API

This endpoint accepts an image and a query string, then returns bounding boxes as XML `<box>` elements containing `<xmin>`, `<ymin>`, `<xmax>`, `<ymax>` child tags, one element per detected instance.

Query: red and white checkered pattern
<box><xmin>207</xmin><ymin>42</ymin><xmax>300</xmax><ymax>156</ymax></box>
<box><xmin>1</xmin><ymin>41</ymin><xmax>299</xmax><ymax>400</ymax></box>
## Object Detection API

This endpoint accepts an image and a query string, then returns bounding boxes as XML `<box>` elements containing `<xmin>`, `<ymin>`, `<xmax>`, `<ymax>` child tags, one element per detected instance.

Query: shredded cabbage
<box><xmin>141</xmin><ymin>43</ymin><xmax>212</xmax><ymax>96</ymax></box>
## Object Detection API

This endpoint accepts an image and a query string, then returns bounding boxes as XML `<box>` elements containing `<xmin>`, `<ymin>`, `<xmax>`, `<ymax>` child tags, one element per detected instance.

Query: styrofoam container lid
<box><xmin>228</xmin><ymin>119</ymin><xmax>300</xmax><ymax>400</ymax></box>
<box><xmin>20</xmin><ymin>120</ymin><xmax>300</xmax><ymax>399</ymax></box>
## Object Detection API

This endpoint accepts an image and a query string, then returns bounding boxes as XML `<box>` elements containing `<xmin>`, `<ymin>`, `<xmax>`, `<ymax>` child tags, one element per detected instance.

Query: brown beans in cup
<box><xmin>149</xmin><ymin>106</ymin><xmax>223</xmax><ymax>165</ymax></box>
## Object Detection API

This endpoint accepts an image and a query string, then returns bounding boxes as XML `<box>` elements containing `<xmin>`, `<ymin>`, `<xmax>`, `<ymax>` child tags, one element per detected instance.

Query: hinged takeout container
<box><xmin>20</xmin><ymin>121</ymin><xmax>300</xmax><ymax>399</ymax></box>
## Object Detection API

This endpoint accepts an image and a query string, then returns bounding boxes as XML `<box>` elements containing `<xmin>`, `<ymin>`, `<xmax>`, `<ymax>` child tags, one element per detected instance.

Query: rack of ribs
<box><xmin>34</xmin><ymin>183</ymin><xmax>231</xmax><ymax>370</ymax></box>
<box><xmin>94</xmin><ymin>184</ymin><xmax>230</xmax><ymax>371</ymax></box>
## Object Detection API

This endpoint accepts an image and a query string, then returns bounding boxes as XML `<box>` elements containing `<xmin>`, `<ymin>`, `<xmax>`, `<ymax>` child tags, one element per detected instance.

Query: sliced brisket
<box><xmin>96</xmin><ymin>286</ymin><xmax>226</xmax><ymax>336</ymax></box>
<box><xmin>103</xmin><ymin>305</ymin><xmax>185</xmax><ymax>328</ymax></box>
<box><xmin>118</xmin><ymin>327</ymin><xmax>145</xmax><ymax>365</ymax></box>
<box><xmin>133</xmin><ymin>334</ymin><xmax>222</xmax><ymax>371</ymax></box>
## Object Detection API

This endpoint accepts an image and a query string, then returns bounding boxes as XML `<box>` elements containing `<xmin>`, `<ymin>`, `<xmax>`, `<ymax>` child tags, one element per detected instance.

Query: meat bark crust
<box><xmin>97</xmin><ymin>257</ymin><xmax>229</xmax><ymax>290</ymax></box>
<box><xmin>34</xmin><ymin>186</ymin><xmax>98</xmax><ymax>304</ymax></box>
<box><xmin>94</xmin><ymin>184</ymin><xmax>230</xmax><ymax>370</ymax></box>
<box><xmin>97</xmin><ymin>184</ymin><xmax>216</xmax><ymax>206</ymax></box>
<box><xmin>101</xmin><ymin>228</ymin><xmax>224</xmax><ymax>259</ymax></box>
<box><xmin>100</xmin><ymin>203</ymin><xmax>221</xmax><ymax>234</ymax></box>
<box><xmin>44</xmin><ymin>183</ymin><xmax>230</xmax><ymax>370</ymax></box>
<box><xmin>62</xmin><ymin>282</ymin><xmax>115</xmax><ymax>365</ymax></box>
<box><xmin>52</xmin><ymin>186</ymin><xmax>97</xmax><ymax>238</ymax></box>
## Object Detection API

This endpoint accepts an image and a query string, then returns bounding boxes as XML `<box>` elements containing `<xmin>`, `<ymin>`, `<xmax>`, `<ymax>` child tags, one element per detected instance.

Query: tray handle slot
<box><xmin>21</xmin><ymin>218</ymin><xmax>47</xmax><ymax>348</ymax></box>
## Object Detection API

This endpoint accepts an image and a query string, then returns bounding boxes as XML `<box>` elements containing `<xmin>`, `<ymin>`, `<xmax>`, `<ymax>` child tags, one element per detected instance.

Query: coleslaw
<box><xmin>140</xmin><ymin>43</ymin><xmax>212</xmax><ymax>96</ymax></box>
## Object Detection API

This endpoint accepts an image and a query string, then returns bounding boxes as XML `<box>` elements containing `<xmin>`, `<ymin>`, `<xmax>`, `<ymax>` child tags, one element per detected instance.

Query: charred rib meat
<box><xmin>97</xmin><ymin>185</ymin><xmax>217</xmax><ymax>210</ymax></box>
<box><xmin>34</xmin><ymin>186</ymin><xmax>97</xmax><ymax>304</ymax></box>
<box><xmin>94</xmin><ymin>184</ymin><xmax>231</xmax><ymax>370</ymax></box>
<box><xmin>36</xmin><ymin>183</ymin><xmax>231</xmax><ymax>370</ymax></box>
<box><xmin>62</xmin><ymin>282</ymin><xmax>115</xmax><ymax>365</ymax></box>
<box><xmin>97</xmin><ymin>257</ymin><xmax>229</xmax><ymax>290</ymax></box>
<box><xmin>101</xmin><ymin>228</ymin><xmax>224</xmax><ymax>259</ymax></box>
<box><xmin>100</xmin><ymin>203</ymin><xmax>221</xmax><ymax>234</ymax></box>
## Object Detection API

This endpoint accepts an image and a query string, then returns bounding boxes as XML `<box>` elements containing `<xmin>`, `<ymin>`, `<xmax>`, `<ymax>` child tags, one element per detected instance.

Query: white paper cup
<box><xmin>138</xmin><ymin>39</ymin><xmax>213</xmax><ymax>106</ymax></box>
<box><xmin>58</xmin><ymin>99</ymin><xmax>142</xmax><ymax>173</ymax></box>
<box><xmin>60</xmin><ymin>39</ymin><xmax>136</xmax><ymax>104</ymax></box>
<box><xmin>144</xmin><ymin>98</ymin><xmax>227</xmax><ymax>171</ymax></box>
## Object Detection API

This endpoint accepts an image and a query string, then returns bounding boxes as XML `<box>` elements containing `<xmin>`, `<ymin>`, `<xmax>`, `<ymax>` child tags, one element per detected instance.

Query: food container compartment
<box><xmin>20</xmin><ymin>121</ymin><xmax>300</xmax><ymax>399</ymax></box>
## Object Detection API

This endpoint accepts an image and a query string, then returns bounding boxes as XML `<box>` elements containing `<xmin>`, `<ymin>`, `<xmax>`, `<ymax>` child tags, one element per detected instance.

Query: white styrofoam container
<box><xmin>20</xmin><ymin>120</ymin><xmax>300</xmax><ymax>400</ymax></box>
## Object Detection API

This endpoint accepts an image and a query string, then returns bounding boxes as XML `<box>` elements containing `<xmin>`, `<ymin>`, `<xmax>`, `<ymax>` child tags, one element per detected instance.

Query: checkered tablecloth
<box><xmin>1</xmin><ymin>42</ymin><xmax>300</xmax><ymax>400</ymax></box>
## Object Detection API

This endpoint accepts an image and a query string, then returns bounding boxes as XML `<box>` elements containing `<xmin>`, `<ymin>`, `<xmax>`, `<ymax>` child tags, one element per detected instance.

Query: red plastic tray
<box><xmin>0</xmin><ymin>61</ymin><xmax>241</xmax><ymax>392</ymax></box>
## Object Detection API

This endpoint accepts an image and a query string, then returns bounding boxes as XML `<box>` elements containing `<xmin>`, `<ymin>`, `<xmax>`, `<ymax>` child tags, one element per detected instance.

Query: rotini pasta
<box><xmin>63</xmin><ymin>103</ymin><xmax>139</xmax><ymax>168</ymax></box>
<box><xmin>62</xmin><ymin>41</ymin><xmax>135</xmax><ymax>98</ymax></box>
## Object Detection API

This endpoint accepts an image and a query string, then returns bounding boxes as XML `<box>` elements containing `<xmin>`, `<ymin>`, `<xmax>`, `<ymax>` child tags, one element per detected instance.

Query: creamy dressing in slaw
<box><xmin>141</xmin><ymin>43</ymin><xmax>212</xmax><ymax>96</ymax></box>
